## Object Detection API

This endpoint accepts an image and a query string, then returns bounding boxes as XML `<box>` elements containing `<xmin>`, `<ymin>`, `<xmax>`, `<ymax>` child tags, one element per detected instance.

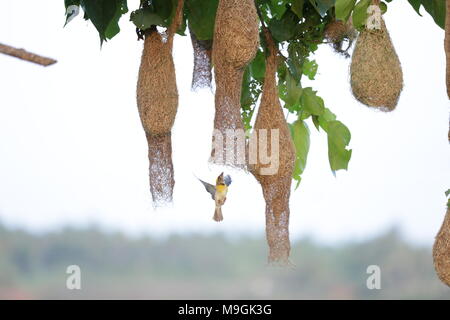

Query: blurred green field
<box><xmin>0</xmin><ymin>224</ymin><xmax>448</xmax><ymax>299</ymax></box>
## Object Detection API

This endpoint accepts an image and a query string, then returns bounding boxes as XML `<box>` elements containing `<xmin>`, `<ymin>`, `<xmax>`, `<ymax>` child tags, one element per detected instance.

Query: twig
<box><xmin>0</xmin><ymin>43</ymin><xmax>57</xmax><ymax>67</ymax></box>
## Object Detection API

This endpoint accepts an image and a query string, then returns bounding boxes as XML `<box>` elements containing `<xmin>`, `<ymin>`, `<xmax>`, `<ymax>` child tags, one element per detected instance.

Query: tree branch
<box><xmin>0</xmin><ymin>43</ymin><xmax>57</xmax><ymax>67</ymax></box>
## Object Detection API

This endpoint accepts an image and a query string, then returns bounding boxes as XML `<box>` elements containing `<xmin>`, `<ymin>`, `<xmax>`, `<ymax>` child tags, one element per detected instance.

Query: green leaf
<box><xmin>241</xmin><ymin>68</ymin><xmax>253</xmax><ymax>111</ymax></box>
<box><xmin>153</xmin><ymin>0</ymin><xmax>174</xmax><ymax>21</ymax></box>
<box><xmin>291</xmin><ymin>0</ymin><xmax>305</xmax><ymax>19</ymax></box>
<box><xmin>185</xmin><ymin>0</ymin><xmax>219</xmax><ymax>40</ymax></box>
<box><xmin>130</xmin><ymin>8</ymin><xmax>164</xmax><ymax>30</ymax></box>
<box><xmin>352</xmin><ymin>0</ymin><xmax>370</xmax><ymax>30</ymax></box>
<box><xmin>408</xmin><ymin>0</ymin><xmax>445</xmax><ymax>29</ymax></box>
<box><xmin>105</xmin><ymin>0</ymin><xmax>128</xmax><ymax>40</ymax></box>
<box><xmin>300</xmin><ymin>87</ymin><xmax>324</xmax><ymax>116</ymax></box>
<box><xmin>269</xmin><ymin>9</ymin><xmax>300</xmax><ymax>42</ymax></box>
<box><xmin>286</xmin><ymin>58</ymin><xmax>302</xmax><ymax>82</ymax></box>
<box><xmin>312</xmin><ymin>115</ymin><xmax>320</xmax><ymax>130</ymax></box>
<box><xmin>249</xmin><ymin>50</ymin><xmax>266</xmax><ymax>81</ymax></box>
<box><xmin>407</xmin><ymin>0</ymin><xmax>422</xmax><ymax>16</ymax></box>
<box><xmin>380</xmin><ymin>2</ymin><xmax>387</xmax><ymax>14</ymax></box>
<box><xmin>269</xmin><ymin>0</ymin><xmax>289</xmax><ymax>19</ymax></box>
<box><xmin>421</xmin><ymin>0</ymin><xmax>446</xmax><ymax>29</ymax></box>
<box><xmin>326</xmin><ymin>120</ymin><xmax>352</xmax><ymax>172</ymax></box>
<box><xmin>289</xmin><ymin>120</ymin><xmax>311</xmax><ymax>189</ymax></box>
<box><xmin>317</xmin><ymin>107</ymin><xmax>336</xmax><ymax>131</ymax></box>
<box><xmin>302</xmin><ymin>59</ymin><xmax>318</xmax><ymax>80</ymax></box>
<box><xmin>81</xmin><ymin>0</ymin><xmax>127</xmax><ymax>43</ymax></box>
<box><xmin>308</xmin><ymin>0</ymin><xmax>336</xmax><ymax>17</ymax></box>
<box><xmin>447</xmin><ymin>189</ymin><xmax>450</xmax><ymax>208</ymax></box>
<box><xmin>335</xmin><ymin>0</ymin><xmax>356</xmax><ymax>21</ymax></box>
<box><xmin>284</xmin><ymin>73</ymin><xmax>303</xmax><ymax>106</ymax></box>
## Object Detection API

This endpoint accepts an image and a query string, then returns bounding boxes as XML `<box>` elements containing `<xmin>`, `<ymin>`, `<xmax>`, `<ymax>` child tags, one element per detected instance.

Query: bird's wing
<box><xmin>198</xmin><ymin>178</ymin><xmax>216</xmax><ymax>200</ymax></box>
<box><xmin>224</xmin><ymin>175</ymin><xmax>232</xmax><ymax>186</ymax></box>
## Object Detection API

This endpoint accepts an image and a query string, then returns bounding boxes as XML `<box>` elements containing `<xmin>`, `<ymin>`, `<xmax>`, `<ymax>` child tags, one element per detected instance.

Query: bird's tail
<box><xmin>213</xmin><ymin>206</ymin><xmax>223</xmax><ymax>222</ymax></box>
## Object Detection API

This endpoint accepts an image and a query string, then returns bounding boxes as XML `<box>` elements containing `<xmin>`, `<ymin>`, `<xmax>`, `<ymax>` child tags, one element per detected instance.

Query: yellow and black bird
<box><xmin>197</xmin><ymin>172</ymin><xmax>232</xmax><ymax>222</ymax></box>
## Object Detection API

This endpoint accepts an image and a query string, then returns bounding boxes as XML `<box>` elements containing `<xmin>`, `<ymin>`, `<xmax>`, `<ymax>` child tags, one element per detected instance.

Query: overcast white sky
<box><xmin>0</xmin><ymin>1</ymin><xmax>449</xmax><ymax>245</ymax></box>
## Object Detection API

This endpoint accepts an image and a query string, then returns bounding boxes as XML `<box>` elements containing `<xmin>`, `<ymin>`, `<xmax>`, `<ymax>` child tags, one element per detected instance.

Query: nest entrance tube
<box><xmin>210</xmin><ymin>0</ymin><xmax>259</xmax><ymax>167</ymax></box>
<box><xmin>249</xmin><ymin>29</ymin><xmax>296</xmax><ymax>265</ymax></box>
<box><xmin>136</xmin><ymin>0</ymin><xmax>184</xmax><ymax>206</ymax></box>
<box><xmin>350</xmin><ymin>6</ymin><xmax>403</xmax><ymax>111</ymax></box>
<box><xmin>146</xmin><ymin>133</ymin><xmax>175</xmax><ymax>205</ymax></box>
<box><xmin>190</xmin><ymin>29</ymin><xmax>212</xmax><ymax>90</ymax></box>
<box><xmin>263</xmin><ymin>178</ymin><xmax>293</xmax><ymax>263</ymax></box>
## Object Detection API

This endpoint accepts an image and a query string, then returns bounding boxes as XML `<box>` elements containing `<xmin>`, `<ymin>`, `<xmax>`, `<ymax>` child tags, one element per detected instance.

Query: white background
<box><xmin>0</xmin><ymin>0</ymin><xmax>449</xmax><ymax>245</ymax></box>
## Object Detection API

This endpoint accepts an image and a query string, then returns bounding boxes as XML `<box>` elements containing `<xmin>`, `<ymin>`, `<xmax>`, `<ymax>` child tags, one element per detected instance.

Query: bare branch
<box><xmin>0</xmin><ymin>43</ymin><xmax>57</xmax><ymax>67</ymax></box>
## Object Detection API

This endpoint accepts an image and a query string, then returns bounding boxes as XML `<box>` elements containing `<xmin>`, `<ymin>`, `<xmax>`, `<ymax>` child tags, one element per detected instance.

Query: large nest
<box><xmin>137</xmin><ymin>30</ymin><xmax>178</xmax><ymax>136</ymax></box>
<box><xmin>350</xmin><ymin>18</ymin><xmax>403</xmax><ymax>111</ymax></box>
<box><xmin>136</xmin><ymin>0</ymin><xmax>184</xmax><ymax>205</ymax></box>
<box><xmin>249</xmin><ymin>29</ymin><xmax>296</xmax><ymax>265</ymax></box>
<box><xmin>433</xmin><ymin>207</ymin><xmax>450</xmax><ymax>286</ymax></box>
<box><xmin>210</xmin><ymin>0</ymin><xmax>259</xmax><ymax>167</ymax></box>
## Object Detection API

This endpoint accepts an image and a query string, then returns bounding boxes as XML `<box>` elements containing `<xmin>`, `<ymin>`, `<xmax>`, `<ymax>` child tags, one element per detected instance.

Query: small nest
<box><xmin>350</xmin><ymin>18</ymin><xmax>403</xmax><ymax>111</ymax></box>
<box><xmin>433</xmin><ymin>207</ymin><xmax>450</xmax><ymax>286</ymax></box>
<box><xmin>190</xmin><ymin>29</ymin><xmax>212</xmax><ymax>90</ymax></box>
<box><xmin>210</xmin><ymin>0</ymin><xmax>259</xmax><ymax>167</ymax></box>
<box><xmin>249</xmin><ymin>30</ymin><xmax>296</xmax><ymax>265</ymax></box>
<box><xmin>324</xmin><ymin>19</ymin><xmax>357</xmax><ymax>58</ymax></box>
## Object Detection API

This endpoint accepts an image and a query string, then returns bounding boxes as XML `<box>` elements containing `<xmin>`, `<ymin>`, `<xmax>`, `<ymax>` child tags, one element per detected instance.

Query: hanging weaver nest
<box><xmin>433</xmin><ymin>206</ymin><xmax>450</xmax><ymax>286</ymax></box>
<box><xmin>189</xmin><ymin>28</ymin><xmax>213</xmax><ymax>90</ymax></box>
<box><xmin>136</xmin><ymin>0</ymin><xmax>184</xmax><ymax>205</ymax></box>
<box><xmin>324</xmin><ymin>19</ymin><xmax>357</xmax><ymax>58</ymax></box>
<box><xmin>350</xmin><ymin>17</ymin><xmax>403</xmax><ymax>111</ymax></box>
<box><xmin>211</xmin><ymin>0</ymin><xmax>259</xmax><ymax>167</ymax></box>
<box><xmin>249</xmin><ymin>29</ymin><xmax>296</xmax><ymax>265</ymax></box>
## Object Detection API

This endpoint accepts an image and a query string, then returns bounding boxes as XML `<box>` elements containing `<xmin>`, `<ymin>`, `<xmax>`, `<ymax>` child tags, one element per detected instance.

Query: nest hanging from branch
<box><xmin>350</xmin><ymin>7</ymin><xmax>403</xmax><ymax>112</ymax></box>
<box><xmin>210</xmin><ymin>0</ymin><xmax>259</xmax><ymax>167</ymax></box>
<box><xmin>249</xmin><ymin>29</ymin><xmax>296</xmax><ymax>265</ymax></box>
<box><xmin>136</xmin><ymin>0</ymin><xmax>184</xmax><ymax>206</ymax></box>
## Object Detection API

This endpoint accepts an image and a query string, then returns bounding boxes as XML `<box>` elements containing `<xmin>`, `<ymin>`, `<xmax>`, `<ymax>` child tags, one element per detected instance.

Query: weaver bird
<box><xmin>198</xmin><ymin>172</ymin><xmax>232</xmax><ymax>222</ymax></box>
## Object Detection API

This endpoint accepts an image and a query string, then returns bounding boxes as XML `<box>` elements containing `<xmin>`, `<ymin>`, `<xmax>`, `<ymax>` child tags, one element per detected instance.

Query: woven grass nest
<box><xmin>350</xmin><ymin>18</ymin><xmax>403</xmax><ymax>111</ymax></box>
<box><xmin>249</xmin><ymin>29</ymin><xmax>296</xmax><ymax>265</ymax></box>
<box><xmin>136</xmin><ymin>0</ymin><xmax>184</xmax><ymax>205</ymax></box>
<box><xmin>433</xmin><ymin>207</ymin><xmax>450</xmax><ymax>286</ymax></box>
<box><xmin>210</xmin><ymin>0</ymin><xmax>259</xmax><ymax>167</ymax></box>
